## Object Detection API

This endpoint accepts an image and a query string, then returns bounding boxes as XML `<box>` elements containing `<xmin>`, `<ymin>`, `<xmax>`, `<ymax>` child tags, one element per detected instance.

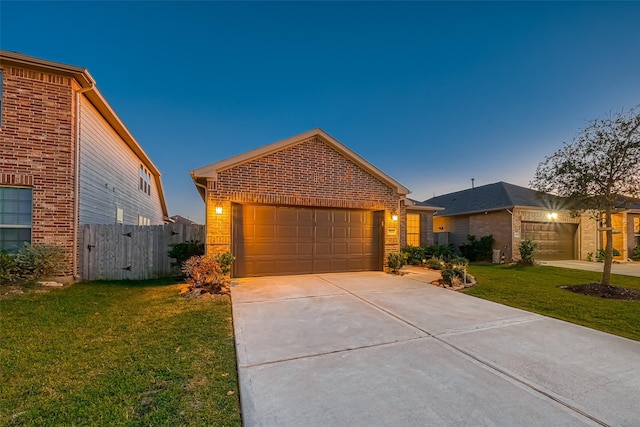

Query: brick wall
<box><xmin>205</xmin><ymin>137</ymin><xmax>403</xmax><ymax>267</ymax></box>
<box><xmin>469</xmin><ymin>210</ymin><xmax>512</xmax><ymax>260</ymax></box>
<box><xmin>0</xmin><ymin>64</ymin><xmax>76</xmax><ymax>276</ymax></box>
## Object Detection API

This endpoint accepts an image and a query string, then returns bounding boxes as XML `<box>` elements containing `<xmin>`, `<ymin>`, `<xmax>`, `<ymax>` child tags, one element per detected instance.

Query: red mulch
<box><xmin>561</xmin><ymin>283</ymin><xmax>640</xmax><ymax>301</ymax></box>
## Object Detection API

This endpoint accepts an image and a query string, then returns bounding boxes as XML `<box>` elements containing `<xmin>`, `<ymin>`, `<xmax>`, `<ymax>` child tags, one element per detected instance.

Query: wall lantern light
<box><xmin>547</xmin><ymin>212</ymin><xmax>558</xmax><ymax>220</ymax></box>
<box><xmin>215</xmin><ymin>206</ymin><xmax>223</xmax><ymax>215</ymax></box>
<box><xmin>391</xmin><ymin>213</ymin><xmax>399</xmax><ymax>222</ymax></box>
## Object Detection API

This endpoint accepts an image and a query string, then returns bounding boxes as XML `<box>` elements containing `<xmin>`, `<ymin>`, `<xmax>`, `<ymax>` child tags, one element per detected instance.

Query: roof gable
<box><xmin>422</xmin><ymin>181</ymin><xmax>565</xmax><ymax>216</ymax></box>
<box><xmin>191</xmin><ymin>128</ymin><xmax>410</xmax><ymax>196</ymax></box>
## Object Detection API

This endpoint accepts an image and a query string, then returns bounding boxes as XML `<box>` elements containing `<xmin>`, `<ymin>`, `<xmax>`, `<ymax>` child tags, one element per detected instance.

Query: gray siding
<box><xmin>78</xmin><ymin>97</ymin><xmax>164</xmax><ymax>225</ymax></box>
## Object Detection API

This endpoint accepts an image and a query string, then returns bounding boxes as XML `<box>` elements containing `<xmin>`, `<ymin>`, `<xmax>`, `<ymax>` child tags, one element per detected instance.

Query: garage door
<box><xmin>520</xmin><ymin>222</ymin><xmax>578</xmax><ymax>260</ymax></box>
<box><xmin>232</xmin><ymin>204</ymin><xmax>382</xmax><ymax>277</ymax></box>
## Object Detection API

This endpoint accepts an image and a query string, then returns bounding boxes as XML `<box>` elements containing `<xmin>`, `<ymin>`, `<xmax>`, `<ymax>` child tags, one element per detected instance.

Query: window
<box><xmin>138</xmin><ymin>215</ymin><xmax>150</xmax><ymax>226</ymax></box>
<box><xmin>116</xmin><ymin>208</ymin><xmax>124</xmax><ymax>224</ymax></box>
<box><xmin>139</xmin><ymin>165</ymin><xmax>151</xmax><ymax>196</ymax></box>
<box><xmin>406</xmin><ymin>213</ymin><xmax>420</xmax><ymax>247</ymax></box>
<box><xmin>0</xmin><ymin>187</ymin><xmax>32</xmax><ymax>254</ymax></box>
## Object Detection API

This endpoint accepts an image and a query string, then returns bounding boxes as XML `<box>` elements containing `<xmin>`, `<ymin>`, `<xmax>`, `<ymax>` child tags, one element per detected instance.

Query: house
<box><xmin>0</xmin><ymin>51</ymin><xmax>169</xmax><ymax>280</ymax></box>
<box><xmin>191</xmin><ymin>128</ymin><xmax>439</xmax><ymax>277</ymax></box>
<box><xmin>419</xmin><ymin>182</ymin><xmax>598</xmax><ymax>261</ymax></box>
<box><xmin>610</xmin><ymin>200</ymin><xmax>640</xmax><ymax>261</ymax></box>
<box><xmin>169</xmin><ymin>215</ymin><xmax>200</xmax><ymax>225</ymax></box>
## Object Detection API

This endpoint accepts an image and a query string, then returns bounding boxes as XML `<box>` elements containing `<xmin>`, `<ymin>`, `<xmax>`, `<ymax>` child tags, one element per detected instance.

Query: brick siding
<box><xmin>205</xmin><ymin>137</ymin><xmax>403</xmax><ymax>267</ymax></box>
<box><xmin>0</xmin><ymin>64</ymin><xmax>76</xmax><ymax>276</ymax></box>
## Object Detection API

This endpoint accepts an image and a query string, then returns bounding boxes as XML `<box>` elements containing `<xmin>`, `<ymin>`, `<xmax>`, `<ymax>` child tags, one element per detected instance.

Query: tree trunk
<box><xmin>602</xmin><ymin>207</ymin><xmax>613</xmax><ymax>286</ymax></box>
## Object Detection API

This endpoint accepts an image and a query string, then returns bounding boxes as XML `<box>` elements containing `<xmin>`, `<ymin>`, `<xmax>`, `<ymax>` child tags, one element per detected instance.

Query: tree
<box><xmin>532</xmin><ymin>106</ymin><xmax>640</xmax><ymax>286</ymax></box>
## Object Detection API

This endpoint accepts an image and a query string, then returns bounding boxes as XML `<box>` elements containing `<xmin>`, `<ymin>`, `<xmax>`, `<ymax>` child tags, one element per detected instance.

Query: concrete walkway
<box><xmin>231</xmin><ymin>272</ymin><xmax>640</xmax><ymax>426</ymax></box>
<box><xmin>541</xmin><ymin>260</ymin><xmax>640</xmax><ymax>277</ymax></box>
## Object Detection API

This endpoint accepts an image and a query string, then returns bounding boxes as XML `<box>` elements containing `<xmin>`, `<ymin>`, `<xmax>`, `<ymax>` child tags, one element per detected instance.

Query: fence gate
<box><xmin>80</xmin><ymin>223</ymin><xmax>205</xmax><ymax>281</ymax></box>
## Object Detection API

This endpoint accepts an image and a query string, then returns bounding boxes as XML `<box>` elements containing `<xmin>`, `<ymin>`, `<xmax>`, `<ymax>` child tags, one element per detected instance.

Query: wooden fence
<box><xmin>80</xmin><ymin>223</ymin><xmax>205</xmax><ymax>281</ymax></box>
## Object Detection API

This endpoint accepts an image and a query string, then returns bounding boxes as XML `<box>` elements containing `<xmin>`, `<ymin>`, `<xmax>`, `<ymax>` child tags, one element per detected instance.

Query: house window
<box><xmin>116</xmin><ymin>208</ymin><xmax>124</xmax><ymax>224</ymax></box>
<box><xmin>406</xmin><ymin>213</ymin><xmax>420</xmax><ymax>247</ymax></box>
<box><xmin>0</xmin><ymin>187</ymin><xmax>32</xmax><ymax>254</ymax></box>
<box><xmin>138</xmin><ymin>215</ymin><xmax>150</xmax><ymax>226</ymax></box>
<box><xmin>139</xmin><ymin>165</ymin><xmax>151</xmax><ymax>196</ymax></box>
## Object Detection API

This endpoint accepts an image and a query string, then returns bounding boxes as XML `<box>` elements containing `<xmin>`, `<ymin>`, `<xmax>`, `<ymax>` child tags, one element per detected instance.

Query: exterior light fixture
<box><xmin>548</xmin><ymin>212</ymin><xmax>558</xmax><ymax>220</ymax></box>
<box><xmin>215</xmin><ymin>206</ymin><xmax>223</xmax><ymax>215</ymax></box>
<box><xmin>391</xmin><ymin>213</ymin><xmax>399</xmax><ymax>222</ymax></box>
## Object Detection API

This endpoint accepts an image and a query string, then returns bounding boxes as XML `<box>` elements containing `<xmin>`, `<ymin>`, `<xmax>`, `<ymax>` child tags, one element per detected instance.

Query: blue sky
<box><xmin>2</xmin><ymin>1</ymin><xmax>639</xmax><ymax>224</ymax></box>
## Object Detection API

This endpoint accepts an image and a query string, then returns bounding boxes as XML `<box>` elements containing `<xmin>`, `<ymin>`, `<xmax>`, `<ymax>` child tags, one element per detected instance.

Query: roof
<box><xmin>191</xmin><ymin>128</ymin><xmax>410</xmax><ymax>199</ymax></box>
<box><xmin>169</xmin><ymin>215</ymin><xmax>200</xmax><ymax>225</ymax></box>
<box><xmin>406</xmin><ymin>198</ymin><xmax>443</xmax><ymax>212</ymax></box>
<box><xmin>421</xmin><ymin>181</ymin><xmax>566</xmax><ymax>216</ymax></box>
<box><xmin>0</xmin><ymin>50</ymin><xmax>169</xmax><ymax>218</ymax></box>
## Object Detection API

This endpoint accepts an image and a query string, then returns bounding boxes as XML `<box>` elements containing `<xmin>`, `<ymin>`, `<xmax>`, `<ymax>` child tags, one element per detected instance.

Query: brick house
<box><xmin>191</xmin><ymin>128</ymin><xmax>439</xmax><ymax>277</ymax></box>
<box><xmin>609</xmin><ymin>200</ymin><xmax>640</xmax><ymax>261</ymax></box>
<box><xmin>420</xmin><ymin>182</ymin><xmax>598</xmax><ymax>261</ymax></box>
<box><xmin>0</xmin><ymin>51</ymin><xmax>168</xmax><ymax>280</ymax></box>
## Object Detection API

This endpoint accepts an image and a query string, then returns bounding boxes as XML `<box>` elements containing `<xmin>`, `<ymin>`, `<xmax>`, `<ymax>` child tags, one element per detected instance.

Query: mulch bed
<box><xmin>561</xmin><ymin>283</ymin><xmax>640</xmax><ymax>301</ymax></box>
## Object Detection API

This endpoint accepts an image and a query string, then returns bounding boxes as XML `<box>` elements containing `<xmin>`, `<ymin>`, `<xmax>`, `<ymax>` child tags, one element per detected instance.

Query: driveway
<box><xmin>231</xmin><ymin>271</ymin><xmax>640</xmax><ymax>426</ymax></box>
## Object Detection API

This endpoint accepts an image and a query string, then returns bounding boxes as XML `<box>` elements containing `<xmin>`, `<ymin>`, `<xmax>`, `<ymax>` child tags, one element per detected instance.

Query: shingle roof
<box><xmin>420</xmin><ymin>181</ymin><xmax>565</xmax><ymax>217</ymax></box>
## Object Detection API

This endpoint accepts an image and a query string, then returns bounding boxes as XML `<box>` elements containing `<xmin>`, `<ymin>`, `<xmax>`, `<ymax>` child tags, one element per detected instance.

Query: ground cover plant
<box><xmin>0</xmin><ymin>279</ymin><xmax>241</xmax><ymax>426</ymax></box>
<box><xmin>465</xmin><ymin>264</ymin><xmax>640</xmax><ymax>341</ymax></box>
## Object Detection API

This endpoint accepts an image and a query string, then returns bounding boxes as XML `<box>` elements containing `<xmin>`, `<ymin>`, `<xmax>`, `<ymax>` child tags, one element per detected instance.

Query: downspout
<box><xmin>506</xmin><ymin>209</ymin><xmax>514</xmax><ymax>262</ymax></box>
<box><xmin>73</xmin><ymin>84</ymin><xmax>94</xmax><ymax>280</ymax></box>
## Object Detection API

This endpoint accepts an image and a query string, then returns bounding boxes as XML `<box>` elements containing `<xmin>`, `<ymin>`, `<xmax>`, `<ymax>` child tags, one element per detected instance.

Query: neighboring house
<box><xmin>169</xmin><ymin>215</ymin><xmax>200</xmax><ymax>225</ymax></box>
<box><xmin>0</xmin><ymin>51</ymin><xmax>169</xmax><ymax>280</ymax></box>
<box><xmin>191</xmin><ymin>128</ymin><xmax>439</xmax><ymax>277</ymax></box>
<box><xmin>419</xmin><ymin>182</ymin><xmax>598</xmax><ymax>261</ymax></box>
<box><xmin>610</xmin><ymin>200</ymin><xmax>640</xmax><ymax>261</ymax></box>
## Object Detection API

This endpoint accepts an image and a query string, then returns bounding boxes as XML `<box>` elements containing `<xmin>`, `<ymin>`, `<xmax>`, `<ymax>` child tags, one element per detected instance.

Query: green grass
<box><xmin>466</xmin><ymin>264</ymin><xmax>640</xmax><ymax>341</ymax></box>
<box><xmin>0</xmin><ymin>280</ymin><xmax>241</xmax><ymax>426</ymax></box>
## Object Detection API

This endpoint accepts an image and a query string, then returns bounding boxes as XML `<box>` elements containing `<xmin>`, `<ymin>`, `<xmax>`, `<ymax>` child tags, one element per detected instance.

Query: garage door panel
<box><xmin>521</xmin><ymin>221</ymin><xmax>577</xmax><ymax>260</ymax></box>
<box><xmin>233</xmin><ymin>205</ymin><xmax>381</xmax><ymax>277</ymax></box>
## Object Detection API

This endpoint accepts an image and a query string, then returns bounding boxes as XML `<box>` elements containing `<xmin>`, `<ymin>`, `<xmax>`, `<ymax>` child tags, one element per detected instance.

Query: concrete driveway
<box><xmin>231</xmin><ymin>271</ymin><xmax>640</xmax><ymax>426</ymax></box>
<box><xmin>541</xmin><ymin>260</ymin><xmax>640</xmax><ymax>277</ymax></box>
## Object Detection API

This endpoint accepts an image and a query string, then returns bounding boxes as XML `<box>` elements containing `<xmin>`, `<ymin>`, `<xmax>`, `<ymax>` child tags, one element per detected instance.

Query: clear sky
<box><xmin>2</xmin><ymin>1</ymin><xmax>639</xmax><ymax>224</ymax></box>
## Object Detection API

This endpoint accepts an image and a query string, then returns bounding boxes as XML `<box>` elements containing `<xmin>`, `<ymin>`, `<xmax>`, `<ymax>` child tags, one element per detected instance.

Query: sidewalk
<box><xmin>541</xmin><ymin>260</ymin><xmax>640</xmax><ymax>277</ymax></box>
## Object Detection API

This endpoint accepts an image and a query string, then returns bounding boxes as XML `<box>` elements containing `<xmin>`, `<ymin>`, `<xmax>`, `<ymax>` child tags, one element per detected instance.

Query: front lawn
<box><xmin>0</xmin><ymin>280</ymin><xmax>241</xmax><ymax>426</ymax></box>
<box><xmin>466</xmin><ymin>264</ymin><xmax>640</xmax><ymax>341</ymax></box>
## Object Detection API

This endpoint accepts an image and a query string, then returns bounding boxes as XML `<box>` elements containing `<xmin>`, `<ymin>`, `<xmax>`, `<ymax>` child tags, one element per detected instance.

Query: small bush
<box><xmin>0</xmin><ymin>251</ymin><xmax>18</xmax><ymax>284</ymax></box>
<box><xmin>15</xmin><ymin>243</ymin><xmax>66</xmax><ymax>281</ymax></box>
<box><xmin>596</xmin><ymin>248</ymin><xmax>621</xmax><ymax>262</ymax></box>
<box><xmin>425</xmin><ymin>256</ymin><xmax>445</xmax><ymax>270</ymax></box>
<box><xmin>181</xmin><ymin>255</ymin><xmax>224</xmax><ymax>289</ymax></box>
<box><xmin>168</xmin><ymin>240</ymin><xmax>205</xmax><ymax>268</ymax></box>
<box><xmin>518</xmin><ymin>239</ymin><xmax>537</xmax><ymax>266</ymax></box>
<box><xmin>214</xmin><ymin>252</ymin><xmax>236</xmax><ymax>275</ymax></box>
<box><xmin>401</xmin><ymin>245</ymin><xmax>426</xmax><ymax>265</ymax></box>
<box><xmin>460</xmin><ymin>234</ymin><xmax>494</xmax><ymax>262</ymax></box>
<box><xmin>633</xmin><ymin>246</ymin><xmax>640</xmax><ymax>261</ymax></box>
<box><xmin>423</xmin><ymin>244</ymin><xmax>459</xmax><ymax>262</ymax></box>
<box><xmin>387</xmin><ymin>252</ymin><xmax>408</xmax><ymax>273</ymax></box>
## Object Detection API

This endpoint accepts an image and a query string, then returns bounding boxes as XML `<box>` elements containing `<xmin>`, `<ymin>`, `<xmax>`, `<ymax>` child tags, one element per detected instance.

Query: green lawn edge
<box><xmin>465</xmin><ymin>264</ymin><xmax>640</xmax><ymax>341</ymax></box>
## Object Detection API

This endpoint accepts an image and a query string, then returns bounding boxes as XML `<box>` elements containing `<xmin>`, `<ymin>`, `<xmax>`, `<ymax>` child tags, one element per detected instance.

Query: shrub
<box><xmin>387</xmin><ymin>252</ymin><xmax>408</xmax><ymax>273</ymax></box>
<box><xmin>460</xmin><ymin>234</ymin><xmax>494</xmax><ymax>262</ymax></box>
<box><xmin>439</xmin><ymin>256</ymin><xmax>469</xmax><ymax>285</ymax></box>
<box><xmin>214</xmin><ymin>251</ymin><xmax>236</xmax><ymax>275</ymax></box>
<box><xmin>634</xmin><ymin>246</ymin><xmax>640</xmax><ymax>261</ymax></box>
<box><xmin>0</xmin><ymin>251</ymin><xmax>18</xmax><ymax>284</ymax></box>
<box><xmin>15</xmin><ymin>243</ymin><xmax>66</xmax><ymax>281</ymax></box>
<box><xmin>423</xmin><ymin>244</ymin><xmax>459</xmax><ymax>262</ymax></box>
<box><xmin>401</xmin><ymin>245</ymin><xmax>426</xmax><ymax>265</ymax></box>
<box><xmin>596</xmin><ymin>248</ymin><xmax>621</xmax><ymax>262</ymax></box>
<box><xmin>181</xmin><ymin>255</ymin><xmax>224</xmax><ymax>288</ymax></box>
<box><xmin>168</xmin><ymin>240</ymin><xmax>204</xmax><ymax>268</ymax></box>
<box><xmin>425</xmin><ymin>256</ymin><xmax>445</xmax><ymax>270</ymax></box>
<box><xmin>518</xmin><ymin>239</ymin><xmax>537</xmax><ymax>266</ymax></box>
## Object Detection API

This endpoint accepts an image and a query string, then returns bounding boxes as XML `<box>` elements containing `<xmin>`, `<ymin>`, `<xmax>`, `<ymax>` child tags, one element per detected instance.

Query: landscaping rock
<box><xmin>39</xmin><ymin>281</ymin><xmax>64</xmax><ymax>287</ymax></box>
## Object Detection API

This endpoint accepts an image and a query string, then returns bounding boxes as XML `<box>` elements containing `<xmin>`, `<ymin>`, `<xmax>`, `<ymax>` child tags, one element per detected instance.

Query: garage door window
<box><xmin>0</xmin><ymin>187</ymin><xmax>32</xmax><ymax>254</ymax></box>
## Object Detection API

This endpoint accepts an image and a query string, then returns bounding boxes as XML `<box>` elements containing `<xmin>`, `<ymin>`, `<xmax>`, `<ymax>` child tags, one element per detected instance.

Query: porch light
<box><xmin>547</xmin><ymin>212</ymin><xmax>558</xmax><ymax>220</ymax></box>
<box><xmin>215</xmin><ymin>206</ymin><xmax>223</xmax><ymax>215</ymax></box>
<box><xmin>391</xmin><ymin>213</ymin><xmax>399</xmax><ymax>222</ymax></box>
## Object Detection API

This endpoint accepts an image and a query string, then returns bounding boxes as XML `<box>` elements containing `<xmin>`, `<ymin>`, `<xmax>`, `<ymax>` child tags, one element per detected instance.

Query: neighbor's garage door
<box><xmin>232</xmin><ymin>205</ymin><xmax>381</xmax><ymax>277</ymax></box>
<box><xmin>521</xmin><ymin>222</ymin><xmax>578</xmax><ymax>260</ymax></box>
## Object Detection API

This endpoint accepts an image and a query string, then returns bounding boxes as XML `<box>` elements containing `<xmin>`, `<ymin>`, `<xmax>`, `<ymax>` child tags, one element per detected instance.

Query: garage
<box><xmin>521</xmin><ymin>222</ymin><xmax>578</xmax><ymax>260</ymax></box>
<box><xmin>233</xmin><ymin>204</ymin><xmax>382</xmax><ymax>277</ymax></box>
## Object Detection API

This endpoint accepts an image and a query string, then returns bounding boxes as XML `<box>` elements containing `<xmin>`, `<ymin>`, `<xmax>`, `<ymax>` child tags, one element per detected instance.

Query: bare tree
<box><xmin>532</xmin><ymin>106</ymin><xmax>640</xmax><ymax>286</ymax></box>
